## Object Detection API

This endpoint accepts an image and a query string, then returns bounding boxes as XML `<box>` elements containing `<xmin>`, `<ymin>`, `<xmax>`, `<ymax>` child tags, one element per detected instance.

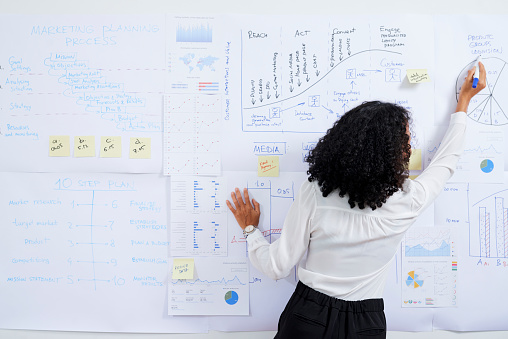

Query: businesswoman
<box><xmin>227</xmin><ymin>63</ymin><xmax>486</xmax><ymax>339</ymax></box>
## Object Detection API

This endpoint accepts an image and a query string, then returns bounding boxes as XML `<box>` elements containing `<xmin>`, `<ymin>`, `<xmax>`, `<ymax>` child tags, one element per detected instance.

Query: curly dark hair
<box><xmin>306</xmin><ymin>101</ymin><xmax>411</xmax><ymax>210</ymax></box>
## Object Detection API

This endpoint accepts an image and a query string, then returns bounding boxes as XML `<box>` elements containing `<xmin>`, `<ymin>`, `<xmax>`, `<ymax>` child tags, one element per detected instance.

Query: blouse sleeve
<box><xmin>411</xmin><ymin>111</ymin><xmax>467</xmax><ymax>213</ymax></box>
<box><xmin>246</xmin><ymin>180</ymin><xmax>317</xmax><ymax>280</ymax></box>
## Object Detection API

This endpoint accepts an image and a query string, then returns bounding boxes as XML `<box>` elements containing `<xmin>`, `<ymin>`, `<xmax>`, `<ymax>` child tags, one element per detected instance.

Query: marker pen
<box><xmin>472</xmin><ymin>55</ymin><xmax>482</xmax><ymax>88</ymax></box>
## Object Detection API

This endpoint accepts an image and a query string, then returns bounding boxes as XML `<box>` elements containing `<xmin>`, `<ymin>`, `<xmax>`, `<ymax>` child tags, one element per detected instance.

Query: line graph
<box><xmin>164</xmin><ymin>94</ymin><xmax>222</xmax><ymax>176</ymax></box>
<box><xmin>165</xmin><ymin>114</ymin><xmax>193</xmax><ymax>133</ymax></box>
<box><xmin>171</xmin><ymin>275</ymin><xmax>246</xmax><ymax>286</ymax></box>
<box><xmin>403</xmin><ymin>227</ymin><xmax>456</xmax><ymax>257</ymax></box>
<box><xmin>195</xmin><ymin>114</ymin><xmax>221</xmax><ymax>133</ymax></box>
<box><xmin>195</xmin><ymin>135</ymin><xmax>221</xmax><ymax>153</ymax></box>
<box><xmin>165</xmin><ymin>154</ymin><xmax>193</xmax><ymax>175</ymax></box>
<box><xmin>464</xmin><ymin>144</ymin><xmax>502</xmax><ymax>155</ymax></box>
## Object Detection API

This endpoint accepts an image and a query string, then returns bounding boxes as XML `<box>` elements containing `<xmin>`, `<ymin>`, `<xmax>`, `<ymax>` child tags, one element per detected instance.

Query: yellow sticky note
<box><xmin>49</xmin><ymin>136</ymin><xmax>70</xmax><ymax>157</ymax></box>
<box><xmin>409</xmin><ymin>149</ymin><xmax>422</xmax><ymax>171</ymax></box>
<box><xmin>406</xmin><ymin>69</ymin><xmax>430</xmax><ymax>83</ymax></box>
<box><xmin>172</xmin><ymin>258</ymin><xmax>194</xmax><ymax>280</ymax></box>
<box><xmin>129</xmin><ymin>137</ymin><xmax>151</xmax><ymax>159</ymax></box>
<box><xmin>100</xmin><ymin>136</ymin><xmax>122</xmax><ymax>158</ymax></box>
<box><xmin>258</xmin><ymin>156</ymin><xmax>279</xmax><ymax>177</ymax></box>
<box><xmin>74</xmin><ymin>136</ymin><xmax>96</xmax><ymax>157</ymax></box>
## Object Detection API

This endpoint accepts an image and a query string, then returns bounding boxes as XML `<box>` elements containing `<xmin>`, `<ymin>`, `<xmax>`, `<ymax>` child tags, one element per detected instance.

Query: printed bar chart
<box><xmin>471</xmin><ymin>188</ymin><xmax>508</xmax><ymax>258</ymax></box>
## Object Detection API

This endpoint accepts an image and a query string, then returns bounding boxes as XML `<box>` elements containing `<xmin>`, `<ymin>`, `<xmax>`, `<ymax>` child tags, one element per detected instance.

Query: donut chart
<box><xmin>456</xmin><ymin>57</ymin><xmax>508</xmax><ymax>126</ymax></box>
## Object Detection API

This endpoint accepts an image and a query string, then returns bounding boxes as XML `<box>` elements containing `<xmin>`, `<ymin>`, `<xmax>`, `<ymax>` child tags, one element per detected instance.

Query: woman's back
<box><xmin>302</xmin><ymin>179</ymin><xmax>415</xmax><ymax>300</ymax></box>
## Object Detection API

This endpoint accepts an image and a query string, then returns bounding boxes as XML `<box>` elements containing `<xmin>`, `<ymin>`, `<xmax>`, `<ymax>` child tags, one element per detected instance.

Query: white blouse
<box><xmin>247</xmin><ymin>112</ymin><xmax>467</xmax><ymax>300</ymax></box>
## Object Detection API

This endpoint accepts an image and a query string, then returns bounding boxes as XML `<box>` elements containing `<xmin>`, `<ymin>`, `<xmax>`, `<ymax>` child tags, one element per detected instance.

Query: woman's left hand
<box><xmin>226</xmin><ymin>188</ymin><xmax>260</xmax><ymax>230</ymax></box>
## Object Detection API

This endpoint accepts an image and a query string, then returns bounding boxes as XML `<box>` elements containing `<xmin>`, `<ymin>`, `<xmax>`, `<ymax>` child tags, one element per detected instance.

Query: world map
<box><xmin>179</xmin><ymin>53</ymin><xmax>219</xmax><ymax>72</ymax></box>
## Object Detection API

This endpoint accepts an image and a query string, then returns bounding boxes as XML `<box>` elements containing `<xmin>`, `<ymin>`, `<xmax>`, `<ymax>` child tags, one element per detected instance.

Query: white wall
<box><xmin>2</xmin><ymin>0</ymin><xmax>508</xmax><ymax>338</ymax></box>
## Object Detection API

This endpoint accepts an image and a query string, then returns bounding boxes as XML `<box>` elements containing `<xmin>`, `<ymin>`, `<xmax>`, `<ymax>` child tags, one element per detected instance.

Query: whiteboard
<box><xmin>2</xmin><ymin>0</ymin><xmax>508</xmax><ymax>339</ymax></box>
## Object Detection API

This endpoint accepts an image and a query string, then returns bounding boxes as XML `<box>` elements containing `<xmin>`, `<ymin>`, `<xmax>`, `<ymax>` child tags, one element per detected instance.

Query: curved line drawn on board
<box><xmin>241</xmin><ymin>48</ymin><xmax>404</xmax><ymax>133</ymax></box>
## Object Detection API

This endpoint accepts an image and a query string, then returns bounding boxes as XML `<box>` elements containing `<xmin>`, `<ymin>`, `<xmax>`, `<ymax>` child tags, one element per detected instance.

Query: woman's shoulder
<box><xmin>300</xmin><ymin>179</ymin><xmax>319</xmax><ymax>197</ymax></box>
<box><xmin>304</xmin><ymin>179</ymin><xmax>352</xmax><ymax>209</ymax></box>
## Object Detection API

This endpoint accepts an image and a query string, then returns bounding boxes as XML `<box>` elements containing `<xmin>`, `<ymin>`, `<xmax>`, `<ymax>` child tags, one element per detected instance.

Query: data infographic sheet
<box><xmin>170</xmin><ymin>176</ymin><xmax>228</xmax><ymax>257</ymax></box>
<box><xmin>168</xmin><ymin>257</ymin><xmax>249</xmax><ymax>315</ymax></box>
<box><xmin>432</xmin><ymin>178</ymin><xmax>508</xmax><ymax>331</ymax></box>
<box><xmin>1</xmin><ymin>13</ymin><xmax>508</xmax><ymax>333</ymax></box>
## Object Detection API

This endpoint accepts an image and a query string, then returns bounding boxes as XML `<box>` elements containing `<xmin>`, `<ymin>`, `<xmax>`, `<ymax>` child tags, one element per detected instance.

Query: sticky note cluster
<box><xmin>49</xmin><ymin>136</ymin><xmax>151</xmax><ymax>159</ymax></box>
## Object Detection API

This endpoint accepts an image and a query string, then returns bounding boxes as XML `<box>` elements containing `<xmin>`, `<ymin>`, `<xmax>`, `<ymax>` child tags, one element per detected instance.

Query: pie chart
<box><xmin>456</xmin><ymin>57</ymin><xmax>508</xmax><ymax>126</ymax></box>
<box><xmin>406</xmin><ymin>271</ymin><xmax>424</xmax><ymax>288</ymax></box>
<box><xmin>225</xmin><ymin>290</ymin><xmax>239</xmax><ymax>305</ymax></box>
<box><xmin>480</xmin><ymin>159</ymin><xmax>494</xmax><ymax>173</ymax></box>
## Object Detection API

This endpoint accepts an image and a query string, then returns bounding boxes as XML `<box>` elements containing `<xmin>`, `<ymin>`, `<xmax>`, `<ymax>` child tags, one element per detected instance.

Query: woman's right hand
<box><xmin>456</xmin><ymin>61</ymin><xmax>486</xmax><ymax>113</ymax></box>
<box><xmin>226</xmin><ymin>188</ymin><xmax>260</xmax><ymax>230</ymax></box>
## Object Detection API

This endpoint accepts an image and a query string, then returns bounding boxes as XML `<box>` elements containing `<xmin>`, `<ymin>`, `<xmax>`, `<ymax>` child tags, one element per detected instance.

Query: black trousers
<box><xmin>275</xmin><ymin>281</ymin><xmax>386</xmax><ymax>339</ymax></box>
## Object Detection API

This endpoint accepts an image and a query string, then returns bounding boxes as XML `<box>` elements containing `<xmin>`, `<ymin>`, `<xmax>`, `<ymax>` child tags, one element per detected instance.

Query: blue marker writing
<box><xmin>472</xmin><ymin>55</ymin><xmax>482</xmax><ymax>88</ymax></box>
